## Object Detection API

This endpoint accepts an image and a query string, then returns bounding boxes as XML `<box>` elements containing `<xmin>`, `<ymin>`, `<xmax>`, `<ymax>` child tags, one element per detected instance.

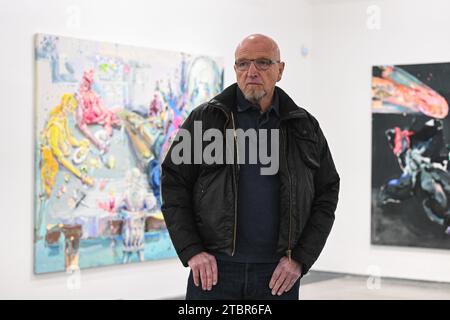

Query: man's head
<box><xmin>234</xmin><ymin>34</ymin><xmax>285</xmax><ymax>106</ymax></box>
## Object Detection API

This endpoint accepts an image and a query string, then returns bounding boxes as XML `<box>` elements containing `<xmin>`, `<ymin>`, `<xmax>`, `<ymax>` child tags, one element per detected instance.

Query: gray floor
<box><xmin>170</xmin><ymin>271</ymin><xmax>450</xmax><ymax>299</ymax></box>
<box><xmin>299</xmin><ymin>271</ymin><xmax>450</xmax><ymax>300</ymax></box>
<box><xmin>299</xmin><ymin>270</ymin><xmax>345</xmax><ymax>285</ymax></box>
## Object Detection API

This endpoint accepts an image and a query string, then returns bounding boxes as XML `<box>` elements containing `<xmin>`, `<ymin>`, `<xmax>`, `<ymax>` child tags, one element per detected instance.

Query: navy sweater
<box><xmin>214</xmin><ymin>87</ymin><xmax>282</xmax><ymax>263</ymax></box>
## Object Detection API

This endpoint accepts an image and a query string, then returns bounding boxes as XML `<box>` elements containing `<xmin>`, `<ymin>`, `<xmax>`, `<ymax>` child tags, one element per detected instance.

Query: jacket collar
<box><xmin>208</xmin><ymin>83</ymin><xmax>307</xmax><ymax>120</ymax></box>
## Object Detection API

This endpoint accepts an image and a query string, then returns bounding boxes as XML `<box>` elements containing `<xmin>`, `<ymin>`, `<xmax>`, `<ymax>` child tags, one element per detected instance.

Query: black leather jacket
<box><xmin>161</xmin><ymin>83</ymin><xmax>340</xmax><ymax>276</ymax></box>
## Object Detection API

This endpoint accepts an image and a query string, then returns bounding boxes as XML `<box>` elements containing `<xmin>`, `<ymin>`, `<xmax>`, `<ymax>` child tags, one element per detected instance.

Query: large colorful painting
<box><xmin>371</xmin><ymin>62</ymin><xmax>450</xmax><ymax>249</ymax></box>
<box><xmin>34</xmin><ymin>34</ymin><xmax>223</xmax><ymax>273</ymax></box>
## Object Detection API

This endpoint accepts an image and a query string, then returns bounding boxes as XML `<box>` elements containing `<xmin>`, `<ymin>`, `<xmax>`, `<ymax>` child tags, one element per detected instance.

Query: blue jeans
<box><xmin>186</xmin><ymin>259</ymin><xmax>300</xmax><ymax>300</ymax></box>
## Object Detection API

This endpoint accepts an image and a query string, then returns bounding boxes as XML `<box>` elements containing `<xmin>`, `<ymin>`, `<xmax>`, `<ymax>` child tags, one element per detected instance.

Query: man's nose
<box><xmin>247</xmin><ymin>61</ymin><xmax>259</xmax><ymax>76</ymax></box>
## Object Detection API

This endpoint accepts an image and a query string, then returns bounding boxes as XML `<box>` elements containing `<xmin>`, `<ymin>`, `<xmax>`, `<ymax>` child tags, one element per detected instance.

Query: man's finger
<box><xmin>271</xmin><ymin>273</ymin><xmax>287</xmax><ymax>295</ymax></box>
<box><xmin>269</xmin><ymin>266</ymin><xmax>282</xmax><ymax>289</ymax></box>
<box><xmin>211</xmin><ymin>258</ymin><xmax>218</xmax><ymax>286</ymax></box>
<box><xmin>199</xmin><ymin>265</ymin><xmax>207</xmax><ymax>291</ymax></box>
<box><xmin>277</xmin><ymin>276</ymin><xmax>293</xmax><ymax>295</ymax></box>
<box><xmin>205</xmin><ymin>261</ymin><xmax>213</xmax><ymax>290</ymax></box>
<box><xmin>285</xmin><ymin>278</ymin><xmax>297</xmax><ymax>292</ymax></box>
<box><xmin>192</xmin><ymin>267</ymin><xmax>200</xmax><ymax>287</ymax></box>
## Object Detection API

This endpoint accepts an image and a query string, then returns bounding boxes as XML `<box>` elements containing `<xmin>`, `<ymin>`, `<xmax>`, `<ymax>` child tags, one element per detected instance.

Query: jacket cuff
<box><xmin>291</xmin><ymin>249</ymin><xmax>314</xmax><ymax>278</ymax></box>
<box><xmin>178</xmin><ymin>244</ymin><xmax>206</xmax><ymax>267</ymax></box>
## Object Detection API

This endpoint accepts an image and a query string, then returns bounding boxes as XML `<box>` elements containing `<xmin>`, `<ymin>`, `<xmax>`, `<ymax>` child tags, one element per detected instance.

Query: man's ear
<box><xmin>277</xmin><ymin>62</ymin><xmax>285</xmax><ymax>82</ymax></box>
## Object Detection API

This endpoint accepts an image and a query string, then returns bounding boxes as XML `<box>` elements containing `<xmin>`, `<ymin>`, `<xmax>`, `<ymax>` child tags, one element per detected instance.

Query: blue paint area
<box><xmin>34</xmin><ymin>230</ymin><xmax>177</xmax><ymax>274</ymax></box>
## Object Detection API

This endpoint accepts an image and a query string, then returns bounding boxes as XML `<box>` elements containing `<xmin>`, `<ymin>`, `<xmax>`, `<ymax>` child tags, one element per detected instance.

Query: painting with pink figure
<box><xmin>34</xmin><ymin>33</ymin><xmax>223</xmax><ymax>273</ymax></box>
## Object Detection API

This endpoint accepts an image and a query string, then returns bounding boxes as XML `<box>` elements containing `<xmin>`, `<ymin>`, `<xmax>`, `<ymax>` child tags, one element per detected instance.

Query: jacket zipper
<box><xmin>210</xmin><ymin>103</ymin><xmax>239</xmax><ymax>256</ymax></box>
<box><xmin>282</xmin><ymin>125</ymin><xmax>292</xmax><ymax>262</ymax></box>
<box><xmin>230</xmin><ymin>111</ymin><xmax>239</xmax><ymax>256</ymax></box>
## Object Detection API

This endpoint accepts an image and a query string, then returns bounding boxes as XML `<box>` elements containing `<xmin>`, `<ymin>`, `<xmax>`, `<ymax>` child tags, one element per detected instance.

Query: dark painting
<box><xmin>371</xmin><ymin>62</ymin><xmax>450</xmax><ymax>249</ymax></box>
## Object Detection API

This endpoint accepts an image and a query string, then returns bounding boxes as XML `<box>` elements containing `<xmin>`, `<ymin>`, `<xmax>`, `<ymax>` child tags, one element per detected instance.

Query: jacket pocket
<box><xmin>193</xmin><ymin>180</ymin><xmax>205</xmax><ymax>212</ymax></box>
<box><xmin>294</xmin><ymin>130</ymin><xmax>320</xmax><ymax>170</ymax></box>
<box><xmin>193</xmin><ymin>164</ymin><xmax>227</xmax><ymax>212</ymax></box>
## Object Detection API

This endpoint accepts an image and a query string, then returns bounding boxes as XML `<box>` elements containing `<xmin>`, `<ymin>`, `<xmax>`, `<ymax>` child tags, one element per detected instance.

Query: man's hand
<box><xmin>269</xmin><ymin>256</ymin><xmax>302</xmax><ymax>296</ymax></box>
<box><xmin>188</xmin><ymin>252</ymin><xmax>218</xmax><ymax>291</ymax></box>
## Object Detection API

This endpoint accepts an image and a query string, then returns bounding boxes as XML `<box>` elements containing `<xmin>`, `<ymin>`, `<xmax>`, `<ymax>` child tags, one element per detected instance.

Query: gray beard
<box><xmin>244</xmin><ymin>88</ymin><xmax>266</xmax><ymax>105</ymax></box>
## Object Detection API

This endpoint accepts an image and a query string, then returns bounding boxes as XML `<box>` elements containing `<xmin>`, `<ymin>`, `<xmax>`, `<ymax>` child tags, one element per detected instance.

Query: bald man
<box><xmin>161</xmin><ymin>34</ymin><xmax>340</xmax><ymax>300</ymax></box>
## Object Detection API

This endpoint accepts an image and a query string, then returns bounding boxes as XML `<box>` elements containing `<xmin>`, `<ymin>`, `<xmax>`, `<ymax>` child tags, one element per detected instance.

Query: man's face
<box><xmin>234</xmin><ymin>38</ymin><xmax>285</xmax><ymax>104</ymax></box>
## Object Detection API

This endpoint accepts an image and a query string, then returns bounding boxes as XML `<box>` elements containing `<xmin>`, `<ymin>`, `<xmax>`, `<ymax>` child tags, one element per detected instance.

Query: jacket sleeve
<box><xmin>160</xmin><ymin>110</ymin><xmax>204</xmax><ymax>267</ymax></box>
<box><xmin>291</xmin><ymin>124</ymin><xmax>340</xmax><ymax>277</ymax></box>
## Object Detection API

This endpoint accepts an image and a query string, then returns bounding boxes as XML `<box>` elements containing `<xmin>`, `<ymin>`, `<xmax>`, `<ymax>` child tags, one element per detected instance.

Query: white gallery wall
<box><xmin>309</xmin><ymin>0</ymin><xmax>450</xmax><ymax>283</ymax></box>
<box><xmin>1</xmin><ymin>0</ymin><xmax>449</xmax><ymax>300</ymax></box>
<box><xmin>0</xmin><ymin>0</ymin><xmax>313</xmax><ymax>299</ymax></box>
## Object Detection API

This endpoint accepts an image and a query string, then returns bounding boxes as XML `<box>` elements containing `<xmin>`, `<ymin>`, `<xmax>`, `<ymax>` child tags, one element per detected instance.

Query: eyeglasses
<box><xmin>235</xmin><ymin>58</ymin><xmax>280</xmax><ymax>71</ymax></box>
